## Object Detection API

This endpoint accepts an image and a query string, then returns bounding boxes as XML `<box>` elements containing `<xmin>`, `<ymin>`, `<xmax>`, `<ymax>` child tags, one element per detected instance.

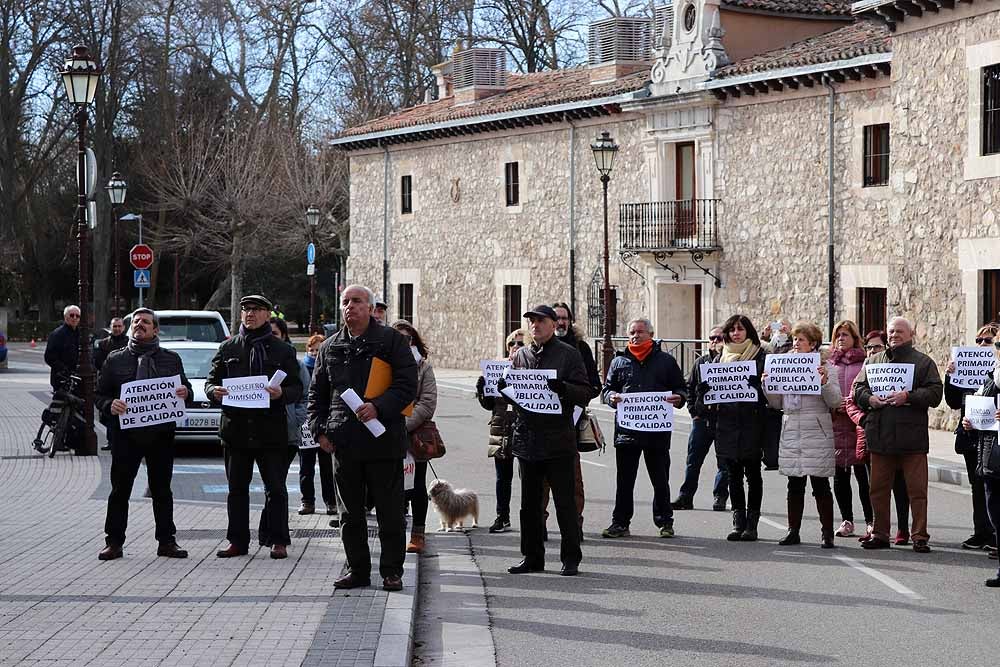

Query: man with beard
<box><xmin>95</xmin><ymin>317</ymin><xmax>129</xmax><ymax>450</ymax></box>
<box><xmin>96</xmin><ymin>308</ymin><xmax>193</xmax><ymax>560</ymax></box>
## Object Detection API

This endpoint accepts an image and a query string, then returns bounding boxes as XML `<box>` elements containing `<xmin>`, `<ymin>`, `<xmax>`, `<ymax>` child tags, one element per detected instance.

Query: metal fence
<box><xmin>619</xmin><ymin>199</ymin><xmax>720</xmax><ymax>251</ymax></box>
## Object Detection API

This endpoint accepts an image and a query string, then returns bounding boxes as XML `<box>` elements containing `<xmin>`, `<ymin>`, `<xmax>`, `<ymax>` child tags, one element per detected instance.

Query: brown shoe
<box><xmin>216</xmin><ymin>543</ymin><xmax>249</xmax><ymax>558</ymax></box>
<box><xmin>912</xmin><ymin>540</ymin><xmax>931</xmax><ymax>554</ymax></box>
<box><xmin>406</xmin><ymin>528</ymin><xmax>425</xmax><ymax>554</ymax></box>
<box><xmin>157</xmin><ymin>541</ymin><xmax>188</xmax><ymax>558</ymax></box>
<box><xmin>297</xmin><ymin>503</ymin><xmax>315</xmax><ymax>515</ymax></box>
<box><xmin>383</xmin><ymin>575</ymin><xmax>403</xmax><ymax>591</ymax></box>
<box><xmin>270</xmin><ymin>545</ymin><xmax>288</xmax><ymax>559</ymax></box>
<box><xmin>98</xmin><ymin>545</ymin><xmax>123</xmax><ymax>561</ymax></box>
<box><xmin>334</xmin><ymin>572</ymin><xmax>371</xmax><ymax>589</ymax></box>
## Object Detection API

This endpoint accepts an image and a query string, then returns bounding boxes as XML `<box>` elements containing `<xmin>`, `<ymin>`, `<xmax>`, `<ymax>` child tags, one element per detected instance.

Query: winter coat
<box><xmin>509</xmin><ymin>338</ymin><xmax>592</xmax><ymax>462</ymax></box>
<box><xmin>766</xmin><ymin>364</ymin><xmax>842</xmax><ymax>478</ymax></box>
<box><xmin>405</xmin><ymin>360</ymin><xmax>437</xmax><ymax>434</ymax></box>
<box><xmin>714</xmin><ymin>348</ymin><xmax>768</xmax><ymax>461</ymax></box>
<box><xmin>205</xmin><ymin>331</ymin><xmax>304</xmax><ymax>449</ymax></box>
<box><xmin>845</xmin><ymin>396</ymin><xmax>868</xmax><ymax>461</ymax></box>
<box><xmin>478</xmin><ymin>384</ymin><xmax>516</xmax><ymax>458</ymax></box>
<box><xmin>94</xmin><ymin>333</ymin><xmax>128</xmax><ymax>371</ymax></box>
<box><xmin>44</xmin><ymin>323</ymin><xmax>79</xmax><ymax>388</ymax></box>
<box><xmin>829</xmin><ymin>347</ymin><xmax>866</xmax><ymax>467</ymax></box>
<box><xmin>307</xmin><ymin>317</ymin><xmax>417</xmax><ymax>461</ymax></box>
<box><xmin>687</xmin><ymin>351</ymin><xmax>720</xmax><ymax>426</ymax></box>
<box><xmin>285</xmin><ymin>357</ymin><xmax>312</xmax><ymax>448</ymax></box>
<box><xmin>967</xmin><ymin>378</ymin><xmax>1000</xmax><ymax>480</ymax></box>
<box><xmin>561</xmin><ymin>327</ymin><xmax>602</xmax><ymax>396</ymax></box>
<box><xmin>944</xmin><ymin>373</ymin><xmax>978</xmax><ymax>455</ymax></box>
<box><xmin>602</xmin><ymin>345</ymin><xmax>687</xmax><ymax>448</ymax></box>
<box><xmin>852</xmin><ymin>342</ymin><xmax>943</xmax><ymax>456</ymax></box>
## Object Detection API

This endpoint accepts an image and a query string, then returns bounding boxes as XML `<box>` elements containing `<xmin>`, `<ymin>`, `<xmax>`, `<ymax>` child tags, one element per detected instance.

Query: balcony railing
<box><xmin>619</xmin><ymin>199</ymin><xmax>721</xmax><ymax>252</ymax></box>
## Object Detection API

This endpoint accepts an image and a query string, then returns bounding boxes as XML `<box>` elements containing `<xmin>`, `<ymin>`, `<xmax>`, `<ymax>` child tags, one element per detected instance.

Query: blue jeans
<box><xmin>678</xmin><ymin>419</ymin><xmax>729</xmax><ymax>502</ymax></box>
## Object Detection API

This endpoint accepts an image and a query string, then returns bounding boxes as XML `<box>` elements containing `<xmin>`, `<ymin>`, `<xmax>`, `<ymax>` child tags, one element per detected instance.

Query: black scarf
<box><xmin>128</xmin><ymin>336</ymin><xmax>161</xmax><ymax>380</ymax></box>
<box><xmin>240</xmin><ymin>322</ymin><xmax>272</xmax><ymax>375</ymax></box>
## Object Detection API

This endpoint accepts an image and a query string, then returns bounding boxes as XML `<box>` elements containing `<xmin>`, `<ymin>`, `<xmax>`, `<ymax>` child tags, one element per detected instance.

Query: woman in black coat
<box><xmin>959</xmin><ymin>363</ymin><xmax>1000</xmax><ymax>587</ymax></box>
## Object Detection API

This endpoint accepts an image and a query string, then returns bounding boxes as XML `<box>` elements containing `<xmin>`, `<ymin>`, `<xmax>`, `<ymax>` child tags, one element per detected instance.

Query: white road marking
<box><xmin>833</xmin><ymin>553</ymin><xmax>926</xmax><ymax>600</ymax></box>
<box><xmin>580</xmin><ymin>459</ymin><xmax>608</xmax><ymax>468</ymax></box>
<box><xmin>758</xmin><ymin>516</ymin><xmax>787</xmax><ymax>531</ymax></box>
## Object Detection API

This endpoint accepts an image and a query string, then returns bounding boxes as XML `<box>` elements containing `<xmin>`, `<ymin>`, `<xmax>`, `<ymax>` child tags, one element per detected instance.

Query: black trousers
<box><xmin>963</xmin><ymin>449</ymin><xmax>996</xmax><ymax>538</ymax></box>
<box><xmin>786</xmin><ymin>475</ymin><xmax>832</xmax><ymax>498</ymax></box>
<box><xmin>519</xmin><ymin>456</ymin><xmax>582</xmax><ymax>568</ymax></box>
<box><xmin>104</xmin><ymin>429</ymin><xmax>176</xmax><ymax>547</ymax></box>
<box><xmin>405</xmin><ymin>461</ymin><xmax>429</xmax><ymax>528</ymax></box>
<box><xmin>224</xmin><ymin>446</ymin><xmax>290</xmax><ymax>548</ymax></box>
<box><xmin>337</xmin><ymin>457</ymin><xmax>405</xmax><ymax>579</ymax></box>
<box><xmin>833</xmin><ymin>464</ymin><xmax>873</xmax><ymax>524</ymax></box>
<box><xmin>299</xmin><ymin>447</ymin><xmax>337</xmax><ymax>508</ymax></box>
<box><xmin>612</xmin><ymin>442</ymin><xmax>672</xmax><ymax>529</ymax></box>
<box><xmin>724</xmin><ymin>458</ymin><xmax>763</xmax><ymax>513</ymax></box>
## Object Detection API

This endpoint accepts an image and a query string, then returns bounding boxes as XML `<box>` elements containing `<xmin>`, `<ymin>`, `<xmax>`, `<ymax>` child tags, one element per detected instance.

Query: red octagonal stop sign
<box><xmin>130</xmin><ymin>244</ymin><xmax>154</xmax><ymax>270</ymax></box>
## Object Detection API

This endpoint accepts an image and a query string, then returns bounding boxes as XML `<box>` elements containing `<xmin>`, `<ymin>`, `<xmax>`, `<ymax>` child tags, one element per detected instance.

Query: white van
<box><xmin>124</xmin><ymin>310</ymin><xmax>230</xmax><ymax>342</ymax></box>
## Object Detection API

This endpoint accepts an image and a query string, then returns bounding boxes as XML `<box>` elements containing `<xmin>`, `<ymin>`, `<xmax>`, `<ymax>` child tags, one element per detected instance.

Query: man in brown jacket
<box><xmin>853</xmin><ymin>316</ymin><xmax>943</xmax><ymax>552</ymax></box>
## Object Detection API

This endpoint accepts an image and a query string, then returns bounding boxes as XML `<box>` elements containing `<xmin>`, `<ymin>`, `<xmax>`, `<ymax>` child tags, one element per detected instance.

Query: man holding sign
<box><xmin>96</xmin><ymin>308</ymin><xmax>193</xmax><ymax>561</ymax></box>
<box><xmin>853</xmin><ymin>317</ymin><xmax>942</xmax><ymax>553</ymax></box>
<box><xmin>601</xmin><ymin>318</ymin><xmax>686</xmax><ymax>539</ymax></box>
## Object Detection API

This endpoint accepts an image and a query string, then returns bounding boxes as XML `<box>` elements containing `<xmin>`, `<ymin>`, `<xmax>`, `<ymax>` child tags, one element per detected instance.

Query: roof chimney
<box><xmin>587</xmin><ymin>17</ymin><xmax>653</xmax><ymax>84</ymax></box>
<box><xmin>452</xmin><ymin>46</ymin><xmax>507</xmax><ymax>105</ymax></box>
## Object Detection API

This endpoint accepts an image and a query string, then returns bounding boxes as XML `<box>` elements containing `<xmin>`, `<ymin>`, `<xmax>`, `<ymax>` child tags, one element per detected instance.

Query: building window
<box><xmin>397</xmin><ymin>283</ymin><xmax>414</xmax><ymax>323</ymax></box>
<box><xmin>983</xmin><ymin>270</ymin><xmax>1000</xmax><ymax>324</ymax></box>
<box><xmin>505</xmin><ymin>162</ymin><xmax>519</xmax><ymax>207</ymax></box>
<box><xmin>858</xmin><ymin>287</ymin><xmax>887</xmax><ymax>335</ymax></box>
<box><xmin>984</xmin><ymin>64</ymin><xmax>1000</xmax><ymax>156</ymax></box>
<box><xmin>400</xmin><ymin>175</ymin><xmax>412</xmax><ymax>214</ymax></box>
<box><xmin>502</xmin><ymin>285</ymin><xmax>522</xmax><ymax>338</ymax></box>
<box><xmin>862</xmin><ymin>124</ymin><xmax>890</xmax><ymax>187</ymax></box>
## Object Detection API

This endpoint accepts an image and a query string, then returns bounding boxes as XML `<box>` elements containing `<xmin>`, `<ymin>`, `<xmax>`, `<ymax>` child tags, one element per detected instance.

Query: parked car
<box><xmin>0</xmin><ymin>330</ymin><xmax>7</xmax><ymax>364</ymax></box>
<box><xmin>160</xmin><ymin>340</ymin><xmax>222</xmax><ymax>444</ymax></box>
<box><xmin>124</xmin><ymin>310</ymin><xmax>230</xmax><ymax>343</ymax></box>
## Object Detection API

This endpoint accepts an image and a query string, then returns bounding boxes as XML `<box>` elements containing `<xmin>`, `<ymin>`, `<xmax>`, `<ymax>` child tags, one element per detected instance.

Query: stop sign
<box><xmin>130</xmin><ymin>244</ymin><xmax>154</xmax><ymax>270</ymax></box>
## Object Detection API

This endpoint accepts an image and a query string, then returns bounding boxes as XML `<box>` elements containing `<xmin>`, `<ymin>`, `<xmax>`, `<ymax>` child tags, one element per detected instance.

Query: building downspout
<box><xmin>382</xmin><ymin>143</ymin><xmax>390</xmax><ymax>302</ymax></box>
<box><xmin>567</xmin><ymin>114</ymin><xmax>577</xmax><ymax>316</ymax></box>
<box><xmin>825</xmin><ymin>75</ymin><xmax>836</xmax><ymax>337</ymax></box>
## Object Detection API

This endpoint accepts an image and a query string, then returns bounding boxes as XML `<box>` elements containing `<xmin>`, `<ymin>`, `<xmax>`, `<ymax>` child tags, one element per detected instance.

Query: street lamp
<box><xmin>306</xmin><ymin>205</ymin><xmax>320</xmax><ymax>334</ymax></box>
<box><xmin>105</xmin><ymin>172</ymin><xmax>127</xmax><ymax>317</ymax></box>
<box><xmin>60</xmin><ymin>44</ymin><xmax>102</xmax><ymax>457</ymax></box>
<box><xmin>591</xmin><ymin>130</ymin><xmax>618</xmax><ymax>378</ymax></box>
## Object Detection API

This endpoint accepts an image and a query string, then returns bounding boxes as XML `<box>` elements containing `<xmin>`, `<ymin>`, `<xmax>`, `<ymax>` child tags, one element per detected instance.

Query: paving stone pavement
<box><xmin>0</xmin><ymin>368</ymin><xmax>419</xmax><ymax>667</ymax></box>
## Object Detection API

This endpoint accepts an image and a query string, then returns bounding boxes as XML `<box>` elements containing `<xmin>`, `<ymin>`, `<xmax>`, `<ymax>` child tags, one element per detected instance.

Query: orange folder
<box><xmin>365</xmin><ymin>357</ymin><xmax>414</xmax><ymax>416</ymax></box>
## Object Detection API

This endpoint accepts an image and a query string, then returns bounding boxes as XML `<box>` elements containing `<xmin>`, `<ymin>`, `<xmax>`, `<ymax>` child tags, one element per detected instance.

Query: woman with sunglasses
<box><xmin>945</xmin><ymin>324</ymin><xmax>999</xmax><ymax>551</ymax></box>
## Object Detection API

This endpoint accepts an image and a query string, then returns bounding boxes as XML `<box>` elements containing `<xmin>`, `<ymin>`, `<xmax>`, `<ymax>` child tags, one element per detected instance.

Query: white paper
<box><xmin>118</xmin><ymin>374</ymin><xmax>186</xmax><ymax>430</ymax></box>
<box><xmin>267</xmin><ymin>369</ymin><xmax>287</xmax><ymax>389</ymax></box>
<box><xmin>763</xmin><ymin>353</ymin><xmax>822</xmax><ymax>395</ymax></box>
<box><xmin>701</xmin><ymin>361</ymin><xmax>759</xmax><ymax>405</ymax></box>
<box><xmin>965</xmin><ymin>395</ymin><xmax>999</xmax><ymax>431</ymax></box>
<box><xmin>952</xmin><ymin>346</ymin><xmax>996</xmax><ymax>390</ymax></box>
<box><xmin>403</xmin><ymin>452</ymin><xmax>415</xmax><ymax>491</ymax></box>
<box><xmin>615</xmin><ymin>391</ymin><xmax>674</xmax><ymax>432</ymax></box>
<box><xmin>865</xmin><ymin>363</ymin><xmax>915</xmax><ymax>399</ymax></box>
<box><xmin>500</xmin><ymin>368</ymin><xmax>561</xmax><ymax>414</ymax></box>
<box><xmin>341</xmin><ymin>388</ymin><xmax>386</xmax><ymax>437</ymax></box>
<box><xmin>573</xmin><ymin>405</ymin><xmax>584</xmax><ymax>425</ymax></box>
<box><xmin>299</xmin><ymin>423</ymin><xmax>319</xmax><ymax>449</ymax></box>
<box><xmin>222</xmin><ymin>375</ymin><xmax>270</xmax><ymax>408</ymax></box>
<box><xmin>479</xmin><ymin>360</ymin><xmax>512</xmax><ymax>397</ymax></box>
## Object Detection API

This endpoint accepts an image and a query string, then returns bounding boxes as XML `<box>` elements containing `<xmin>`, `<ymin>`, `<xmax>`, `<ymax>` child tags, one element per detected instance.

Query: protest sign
<box><xmin>702</xmin><ymin>361</ymin><xmax>759</xmax><ymax>405</ymax></box>
<box><xmin>403</xmin><ymin>452</ymin><xmax>415</xmax><ymax>491</ymax></box>
<box><xmin>267</xmin><ymin>369</ymin><xmax>287</xmax><ymax>390</ymax></box>
<box><xmin>764</xmin><ymin>353</ymin><xmax>822</xmax><ymax>395</ymax></box>
<box><xmin>951</xmin><ymin>347</ymin><xmax>996</xmax><ymax>389</ymax></box>
<box><xmin>222</xmin><ymin>375</ymin><xmax>269</xmax><ymax>408</ymax></box>
<box><xmin>501</xmin><ymin>368</ymin><xmax>562</xmax><ymax>414</ymax></box>
<box><xmin>299</xmin><ymin>423</ymin><xmax>319</xmax><ymax>449</ymax></box>
<box><xmin>965</xmin><ymin>395</ymin><xmax>999</xmax><ymax>431</ymax></box>
<box><xmin>479</xmin><ymin>360</ymin><xmax>512</xmax><ymax>397</ymax></box>
<box><xmin>865</xmin><ymin>363</ymin><xmax>915</xmax><ymax>399</ymax></box>
<box><xmin>118</xmin><ymin>374</ymin><xmax>186</xmax><ymax>430</ymax></box>
<box><xmin>616</xmin><ymin>391</ymin><xmax>674</xmax><ymax>431</ymax></box>
<box><xmin>341</xmin><ymin>388</ymin><xmax>387</xmax><ymax>437</ymax></box>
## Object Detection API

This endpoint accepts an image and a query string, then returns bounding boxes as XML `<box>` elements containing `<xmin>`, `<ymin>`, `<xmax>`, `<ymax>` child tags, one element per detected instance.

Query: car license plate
<box><xmin>183</xmin><ymin>415</ymin><xmax>219</xmax><ymax>429</ymax></box>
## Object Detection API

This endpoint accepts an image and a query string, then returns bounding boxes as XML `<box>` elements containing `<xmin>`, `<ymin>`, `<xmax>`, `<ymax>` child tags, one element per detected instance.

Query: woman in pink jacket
<box><xmin>828</xmin><ymin>320</ymin><xmax>872</xmax><ymax>538</ymax></box>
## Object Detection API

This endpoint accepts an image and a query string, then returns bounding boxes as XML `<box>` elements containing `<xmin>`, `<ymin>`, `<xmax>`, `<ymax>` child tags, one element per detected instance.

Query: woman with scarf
<box><xmin>712</xmin><ymin>314</ymin><xmax>768</xmax><ymax>541</ymax></box>
<box><xmin>296</xmin><ymin>334</ymin><xmax>338</xmax><ymax>519</ymax></box>
<box><xmin>828</xmin><ymin>320</ymin><xmax>873</xmax><ymax>539</ymax></box>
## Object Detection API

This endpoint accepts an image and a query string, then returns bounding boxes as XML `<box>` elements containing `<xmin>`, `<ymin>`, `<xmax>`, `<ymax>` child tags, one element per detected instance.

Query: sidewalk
<box><xmin>0</xmin><ymin>362</ymin><xmax>419</xmax><ymax>667</ymax></box>
<box><xmin>434</xmin><ymin>367</ymin><xmax>973</xmax><ymax>488</ymax></box>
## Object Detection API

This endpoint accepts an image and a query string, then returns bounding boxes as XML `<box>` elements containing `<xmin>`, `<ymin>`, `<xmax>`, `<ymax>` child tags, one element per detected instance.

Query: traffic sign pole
<box><xmin>307</xmin><ymin>243</ymin><xmax>317</xmax><ymax>334</ymax></box>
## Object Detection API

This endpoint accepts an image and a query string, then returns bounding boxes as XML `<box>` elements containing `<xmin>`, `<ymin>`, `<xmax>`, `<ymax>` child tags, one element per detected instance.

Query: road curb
<box><xmin>373</xmin><ymin>551</ymin><xmax>420</xmax><ymax>667</ymax></box>
<box><xmin>929</xmin><ymin>457</ymin><xmax>970</xmax><ymax>487</ymax></box>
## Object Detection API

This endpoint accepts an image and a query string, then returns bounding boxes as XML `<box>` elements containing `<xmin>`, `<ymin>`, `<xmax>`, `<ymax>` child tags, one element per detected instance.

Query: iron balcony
<box><xmin>619</xmin><ymin>199</ymin><xmax>721</xmax><ymax>252</ymax></box>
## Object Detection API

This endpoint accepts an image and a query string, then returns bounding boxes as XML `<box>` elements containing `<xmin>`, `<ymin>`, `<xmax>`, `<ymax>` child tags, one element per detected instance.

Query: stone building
<box><xmin>333</xmin><ymin>0</ymin><xmax>1000</xmax><ymax>402</ymax></box>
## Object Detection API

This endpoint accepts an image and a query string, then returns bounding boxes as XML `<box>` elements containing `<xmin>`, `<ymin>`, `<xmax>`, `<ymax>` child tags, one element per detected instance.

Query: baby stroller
<box><xmin>33</xmin><ymin>374</ymin><xmax>84</xmax><ymax>458</ymax></box>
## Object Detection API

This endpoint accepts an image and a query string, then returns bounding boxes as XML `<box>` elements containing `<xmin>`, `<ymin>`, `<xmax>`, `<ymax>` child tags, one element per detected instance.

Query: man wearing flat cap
<box><xmin>206</xmin><ymin>294</ymin><xmax>303</xmax><ymax>560</ymax></box>
<box><xmin>496</xmin><ymin>304</ymin><xmax>592</xmax><ymax>576</ymax></box>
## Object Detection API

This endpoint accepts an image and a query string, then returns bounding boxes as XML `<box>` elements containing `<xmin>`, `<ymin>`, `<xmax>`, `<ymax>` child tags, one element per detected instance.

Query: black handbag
<box><xmin>761</xmin><ymin>408</ymin><xmax>782</xmax><ymax>470</ymax></box>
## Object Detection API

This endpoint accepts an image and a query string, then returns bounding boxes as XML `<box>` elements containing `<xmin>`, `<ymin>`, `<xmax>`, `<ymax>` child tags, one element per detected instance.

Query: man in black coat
<box><xmin>602</xmin><ymin>318</ymin><xmax>687</xmax><ymax>538</ymax></box>
<box><xmin>206</xmin><ymin>294</ymin><xmax>304</xmax><ymax>560</ymax></box>
<box><xmin>44</xmin><ymin>305</ymin><xmax>81</xmax><ymax>390</ymax></box>
<box><xmin>95</xmin><ymin>317</ymin><xmax>129</xmax><ymax>450</ymax></box>
<box><xmin>96</xmin><ymin>308</ymin><xmax>193</xmax><ymax>560</ymax></box>
<box><xmin>499</xmin><ymin>305</ymin><xmax>592</xmax><ymax>576</ymax></box>
<box><xmin>309</xmin><ymin>285</ymin><xmax>417</xmax><ymax>591</ymax></box>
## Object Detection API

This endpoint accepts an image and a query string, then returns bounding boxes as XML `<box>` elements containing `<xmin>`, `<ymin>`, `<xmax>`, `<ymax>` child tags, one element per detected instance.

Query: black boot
<box><xmin>727</xmin><ymin>510</ymin><xmax>747</xmax><ymax>541</ymax></box>
<box><xmin>741</xmin><ymin>510</ymin><xmax>759</xmax><ymax>542</ymax></box>
<box><xmin>779</xmin><ymin>495</ymin><xmax>803</xmax><ymax>546</ymax></box>
<box><xmin>817</xmin><ymin>494</ymin><xmax>836</xmax><ymax>549</ymax></box>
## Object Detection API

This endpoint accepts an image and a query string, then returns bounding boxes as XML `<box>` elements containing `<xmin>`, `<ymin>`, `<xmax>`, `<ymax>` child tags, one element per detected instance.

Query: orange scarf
<box><xmin>628</xmin><ymin>339</ymin><xmax>654</xmax><ymax>362</ymax></box>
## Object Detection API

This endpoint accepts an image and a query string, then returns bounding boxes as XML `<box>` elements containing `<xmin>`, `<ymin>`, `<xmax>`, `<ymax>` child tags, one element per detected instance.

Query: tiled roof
<box><xmin>339</xmin><ymin>68</ymin><xmax>649</xmax><ymax>138</ymax></box>
<box><xmin>722</xmin><ymin>0</ymin><xmax>853</xmax><ymax>16</ymax></box>
<box><xmin>713</xmin><ymin>19</ymin><xmax>890</xmax><ymax>79</ymax></box>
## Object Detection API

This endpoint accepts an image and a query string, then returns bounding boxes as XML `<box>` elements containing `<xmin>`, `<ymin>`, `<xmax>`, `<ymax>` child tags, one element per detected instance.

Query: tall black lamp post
<box><xmin>591</xmin><ymin>130</ymin><xmax>619</xmax><ymax>379</ymax></box>
<box><xmin>306</xmin><ymin>205</ymin><xmax>320</xmax><ymax>334</ymax></box>
<box><xmin>60</xmin><ymin>45</ymin><xmax>102</xmax><ymax>456</ymax></box>
<box><xmin>106</xmin><ymin>172</ymin><xmax>127</xmax><ymax>317</ymax></box>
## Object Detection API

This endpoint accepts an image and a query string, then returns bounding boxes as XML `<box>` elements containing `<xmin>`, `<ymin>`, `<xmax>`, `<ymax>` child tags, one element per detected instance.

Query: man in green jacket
<box><xmin>853</xmin><ymin>316</ymin><xmax>942</xmax><ymax>553</ymax></box>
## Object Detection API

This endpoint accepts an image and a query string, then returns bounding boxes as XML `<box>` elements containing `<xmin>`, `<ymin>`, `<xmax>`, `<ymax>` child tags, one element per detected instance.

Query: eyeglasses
<box><xmin>976</xmin><ymin>337</ymin><xmax>995</xmax><ymax>345</ymax></box>
<box><xmin>708</xmin><ymin>335</ymin><xmax>724</xmax><ymax>342</ymax></box>
<box><xmin>66</xmin><ymin>314</ymin><xmax>80</xmax><ymax>319</ymax></box>
<box><xmin>241</xmin><ymin>306</ymin><xmax>267</xmax><ymax>313</ymax></box>
<box><xmin>507</xmin><ymin>341</ymin><xmax>525</xmax><ymax>349</ymax></box>
<box><xmin>864</xmin><ymin>344</ymin><xmax>885</xmax><ymax>351</ymax></box>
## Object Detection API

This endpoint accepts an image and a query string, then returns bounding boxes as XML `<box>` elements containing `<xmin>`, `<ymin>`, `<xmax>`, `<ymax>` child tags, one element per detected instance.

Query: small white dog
<box><xmin>427</xmin><ymin>479</ymin><xmax>479</xmax><ymax>532</ymax></box>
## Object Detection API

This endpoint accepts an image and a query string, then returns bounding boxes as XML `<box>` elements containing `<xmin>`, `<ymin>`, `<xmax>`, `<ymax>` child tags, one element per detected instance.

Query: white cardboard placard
<box><xmin>951</xmin><ymin>346</ymin><xmax>995</xmax><ymax>389</ymax></box>
<box><xmin>865</xmin><ymin>363</ymin><xmax>915</xmax><ymax>399</ymax></box>
<box><xmin>222</xmin><ymin>375</ymin><xmax>269</xmax><ymax>408</ymax></box>
<box><xmin>615</xmin><ymin>391</ymin><xmax>674</xmax><ymax>431</ymax></box>
<box><xmin>702</xmin><ymin>361</ymin><xmax>759</xmax><ymax>405</ymax></box>
<box><xmin>764</xmin><ymin>353</ymin><xmax>822</xmax><ymax>395</ymax></box>
<box><xmin>118</xmin><ymin>374</ymin><xmax>186</xmax><ymax>430</ymax></box>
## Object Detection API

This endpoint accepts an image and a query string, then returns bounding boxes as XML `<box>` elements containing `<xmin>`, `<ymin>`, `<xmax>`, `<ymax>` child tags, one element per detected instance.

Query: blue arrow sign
<box><xmin>134</xmin><ymin>269</ymin><xmax>150</xmax><ymax>288</ymax></box>
<box><xmin>306</xmin><ymin>242</ymin><xmax>316</xmax><ymax>264</ymax></box>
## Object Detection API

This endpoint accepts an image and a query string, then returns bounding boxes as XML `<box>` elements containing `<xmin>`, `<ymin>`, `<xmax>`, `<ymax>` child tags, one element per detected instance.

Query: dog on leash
<box><xmin>427</xmin><ymin>479</ymin><xmax>479</xmax><ymax>532</ymax></box>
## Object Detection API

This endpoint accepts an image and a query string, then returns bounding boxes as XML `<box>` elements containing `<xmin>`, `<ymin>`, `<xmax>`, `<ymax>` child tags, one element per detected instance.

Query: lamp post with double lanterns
<box><xmin>105</xmin><ymin>172</ymin><xmax>127</xmax><ymax>317</ymax></box>
<box><xmin>591</xmin><ymin>130</ymin><xmax>619</xmax><ymax>379</ymax></box>
<box><xmin>306</xmin><ymin>205</ymin><xmax>320</xmax><ymax>334</ymax></box>
<box><xmin>60</xmin><ymin>45</ymin><xmax>102</xmax><ymax>456</ymax></box>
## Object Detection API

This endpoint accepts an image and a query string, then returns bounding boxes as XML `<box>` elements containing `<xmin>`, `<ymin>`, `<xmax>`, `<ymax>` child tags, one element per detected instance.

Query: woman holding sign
<box><xmin>764</xmin><ymin>322</ymin><xmax>842</xmax><ymax>548</ymax></box>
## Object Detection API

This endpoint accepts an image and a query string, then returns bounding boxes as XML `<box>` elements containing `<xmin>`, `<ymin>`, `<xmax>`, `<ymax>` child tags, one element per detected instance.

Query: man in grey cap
<box><xmin>496</xmin><ymin>304</ymin><xmax>591</xmax><ymax>576</ymax></box>
<box><xmin>206</xmin><ymin>294</ymin><xmax>303</xmax><ymax>560</ymax></box>
<box><xmin>373</xmin><ymin>299</ymin><xmax>388</xmax><ymax>324</ymax></box>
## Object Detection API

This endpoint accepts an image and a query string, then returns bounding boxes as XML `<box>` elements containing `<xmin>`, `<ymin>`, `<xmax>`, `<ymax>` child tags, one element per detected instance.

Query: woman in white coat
<box><xmin>764</xmin><ymin>321</ymin><xmax>843</xmax><ymax>548</ymax></box>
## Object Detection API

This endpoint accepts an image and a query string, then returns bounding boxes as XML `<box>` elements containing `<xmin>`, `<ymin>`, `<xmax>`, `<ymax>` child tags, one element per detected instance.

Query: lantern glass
<box><xmin>306</xmin><ymin>205</ymin><xmax>320</xmax><ymax>227</ymax></box>
<box><xmin>106</xmin><ymin>172</ymin><xmax>127</xmax><ymax>205</ymax></box>
<box><xmin>590</xmin><ymin>131</ymin><xmax>618</xmax><ymax>177</ymax></box>
<box><xmin>60</xmin><ymin>46</ymin><xmax>102</xmax><ymax>105</ymax></box>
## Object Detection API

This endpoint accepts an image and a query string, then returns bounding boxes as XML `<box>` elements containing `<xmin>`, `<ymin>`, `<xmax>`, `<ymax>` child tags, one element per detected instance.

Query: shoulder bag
<box><xmin>410</xmin><ymin>419</ymin><xmax>446</xmax><ymax>461</ymax></box>
<box><xmin>576</xmin><ymin>409</ymin><xmax>606</xmax><ymax>454</ymax></box>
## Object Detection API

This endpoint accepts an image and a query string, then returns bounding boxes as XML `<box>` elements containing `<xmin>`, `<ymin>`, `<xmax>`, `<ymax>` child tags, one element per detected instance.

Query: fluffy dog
<box><xmin>427</xmin><ymin>479</ymin><xmax>479</xmax><ymax>532</ymax></box>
